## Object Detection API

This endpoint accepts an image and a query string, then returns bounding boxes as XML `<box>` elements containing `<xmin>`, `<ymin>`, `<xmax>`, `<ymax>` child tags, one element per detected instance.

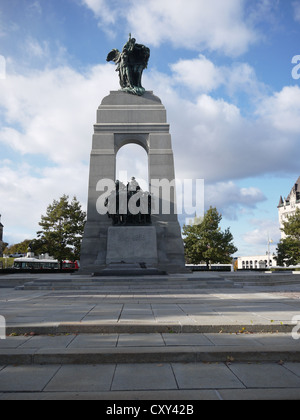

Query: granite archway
<box><xmin>80</xmin><ymin>91</ymin><xmax>186</xmax><ymax>274</ymax></box>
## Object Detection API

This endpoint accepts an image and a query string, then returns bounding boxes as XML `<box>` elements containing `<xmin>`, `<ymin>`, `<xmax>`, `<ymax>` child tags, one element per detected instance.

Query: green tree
<box><xmin>4</xmin><ymin>239</ymin><xmax>33</xmax><ymax>255</ymax></box>
<box><xmin>276</xmin><ymin>208</ymin><xmax>300</xmax><ymax>266</ymax></box>
<box><xmin>36</xmin><ymin>195</ymin><xmax>86</xmax><ymax>269</ymax></box>
<box><xmin>276</xmin><ymin>237</ymin><xmax>300</xmax><ymax>267</ymax></box>
<box><xmin>281</xmin><ymin>208</ymin><xmax>300</xmax><ymax>240</ymax></box>
<box><xmin>183</xmin><ymin>207</ymin><xmax>238</xmax><ymax>269</ymax></box>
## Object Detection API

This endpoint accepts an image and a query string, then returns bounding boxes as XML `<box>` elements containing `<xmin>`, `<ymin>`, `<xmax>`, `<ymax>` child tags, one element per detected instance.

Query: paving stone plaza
<box><xmin>0</xmin><ymin>272</ymin><xmax>300</xmax><ymax>400</ymax></box>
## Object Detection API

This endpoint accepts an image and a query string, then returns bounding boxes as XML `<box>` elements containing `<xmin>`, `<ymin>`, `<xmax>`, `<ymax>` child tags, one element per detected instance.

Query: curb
<box><xmin>6</xmin><ymin>323</ymin><xmax>294</xmax><ymax>336</ymax></box>
<box><xmin>0</xmin><ymin>345</ymin><xmax>300</xmax><ymax>365</ymax></box>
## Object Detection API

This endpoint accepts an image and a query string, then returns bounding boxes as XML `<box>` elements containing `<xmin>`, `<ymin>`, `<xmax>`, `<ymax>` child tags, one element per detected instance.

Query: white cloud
<box><xmin>82</xmin><ymin>0</ymin><xmax>258</xmax><ymax>56</ymax></box>
<box><xmin>25</xmin><ymin>38</ymin><xmax>48</xmax><ymax>59</ymax></box>
<box><xmin>170</xmin><ymin>55</ymin><xmax>222</xmax><ymax>93</ymax></box>
<box><xmin>246</xmin><ymin>0</ymin><xmax>280</xmax><ymax>26</ymax></box>
<box><xmin>129</xmin><ymin>0</ymin><xmax>258</xmax><ymax>55</ymax></box>
<box><xmin>143</xmin><ymin>68</ymin><xmax>300</xmax><ymax>185</ymax></box>
<box><xmin>293</xmin><ymin>1</ymin><xmax>300</xmax><ymax>22</ymax></box>
<box><xmin>0</xmin><ymin>160</ymin><xmax>89</xmax><ymax>246</ymax></box>
<box><xmin>27</xmin><ymin>1</ymin><xmax>43</xmax><ymax>16</ymax></box>
<box><xmin>241</xmin><ymin>218</ymin><xmax>281</xmax><ymax>247</ymax></box>
<box><xmin>82</xmin><ymin>0</ymin><xmax>122</xmax><ymax>37</ymax></box>
<box><xmin>256</xmin><ymin>85</ymin><xmax>300</xmax><ymax>133</ymax></box>
<box><xmin>116</xmin><ymin>144</ymin><xmax>149</xmax><ymax>191</ymax></box>
<box><xmin>170</xmin><ymin>55</ymin><xmax>266</xmax><ymax>99</ymax></box>
<box><xmin>224</xmin><ymin>62</ymin><xmax>266</xmax><ymax>98</ymax></box>
<box><xmin>205</xmin><ymin>182</ymin><xmax>266</xmax><ymax>220</ymax></box>
<box><xmin>82</xmin><ymin>0</ymin><xmax>115</xmax><ymax>23</ymax></box>
<box><xmin>0</xmin><ymin>59</ymin><xmax>119</xmax><ymax>244</ymax></box>
<box><xmin>0</xmin><ymin>64</ymin><xmax>119</xmax><ymax>165</ymax></box>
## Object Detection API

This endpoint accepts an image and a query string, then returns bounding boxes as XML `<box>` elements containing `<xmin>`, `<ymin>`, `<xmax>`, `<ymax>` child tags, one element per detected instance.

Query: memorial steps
<box><xmin>0</xmin><ymin>272</ymin><xmax>299</xmax><ymax>367</ymax></box>
<box><xmin>1</xmin><ymin>273</ymin><xmax>300</xmax><ymax>402</ymax></box>
<box><xmin>13</xmin><ymin>272</ymin><xmax>300</xmax><ymax>290</ymax></box>
<box><xmin>16</xmin><ymin>276</ymin><xmax>235</xmax><ymax>291</ymax></box>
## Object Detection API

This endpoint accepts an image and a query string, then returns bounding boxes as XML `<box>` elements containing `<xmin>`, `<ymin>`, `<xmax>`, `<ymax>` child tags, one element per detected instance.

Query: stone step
<box><xmin>1</xmin><ymin>344</ymin><xmax>299</xmax><ymax>366</ymax></box>
<box><xmin>227</xmin><ymin>275</ymin><xmax>300</xmax><ymax>286</ymax></box>
<box><xmin>235</xmin><ymin>281</ymin><xmax>300</xmax><ymax>287</ymax></box>
<box><xmin>16</xmin><ymin>277</ymin><xmax>236</xmax><ymax>291</ymax></box>
<box><xmin>3</xmin><ymin>388</ymin><xmax>300</xmax><ymax>401</ymax></box>
<box><xmin>19</xmin><ymin>284</ymin><xmax>235</xmax><ymax>291</ymax></box>
<box><xmin>6</xmin><ymin>323</ymin><xmax>293</xmax><ymax>336</ymax></box>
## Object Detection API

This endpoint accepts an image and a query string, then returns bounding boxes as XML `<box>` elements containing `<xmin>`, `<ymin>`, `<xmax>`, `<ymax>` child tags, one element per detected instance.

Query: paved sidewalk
<box><xmin>1</xmin><ymin>276</ymin><xmax>300</xmax><ymax>332</ymax></box>
<box><xmin>1</xmin><ymin>361</ymin><xmax>300</xmax><ymax>400</ymax></box>
<box><xmin>1</xmin><ymin>274</ymin><xmax>300</xmax><ymax>400</ymax></box>
<box><xmin>0</xmin><ymin>332</ymin><xmax>300</xmax><ymax>365</ymax></box>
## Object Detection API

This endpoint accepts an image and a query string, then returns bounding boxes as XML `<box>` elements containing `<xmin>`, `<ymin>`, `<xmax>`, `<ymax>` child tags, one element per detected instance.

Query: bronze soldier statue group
<box><xmin>105</xmin><ymin>177</ymin><xmax>153</xmax><ymax>226</ymax></box>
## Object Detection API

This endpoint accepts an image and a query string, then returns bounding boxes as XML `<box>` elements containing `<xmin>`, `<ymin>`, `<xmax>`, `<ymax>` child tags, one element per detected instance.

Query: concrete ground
<box><xmin>0</xmin><ymin>272</ymin><xmax>300</xmax><ymax>400</ymax></box>
<box><xmin>1</xmin><ymin>361</ymin><xmax>300</xmax><ymax>400</ymax></box>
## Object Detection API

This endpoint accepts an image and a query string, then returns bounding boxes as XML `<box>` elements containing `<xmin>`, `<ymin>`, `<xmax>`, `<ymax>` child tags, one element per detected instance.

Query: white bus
<box><xmin>13</xmin><ymin>257</ymin><xmax>80</xmax><ymax>270</ymax></box>
<box><xmin>13</xmin><ymin>257</ymin><xmax>59</xmax><ymax>270</ymax></box>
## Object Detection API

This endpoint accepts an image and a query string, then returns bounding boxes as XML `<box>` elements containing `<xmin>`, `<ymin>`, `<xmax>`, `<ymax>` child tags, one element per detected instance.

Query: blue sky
<box><xmin>0</xmin><ymin>0</ymin><xmax>300</xmax><ymax>258</ymax></box>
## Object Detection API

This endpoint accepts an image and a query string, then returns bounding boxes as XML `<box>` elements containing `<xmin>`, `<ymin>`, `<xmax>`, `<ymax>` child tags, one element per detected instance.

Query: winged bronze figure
<box><xmin>107</xmin><ymin>34</ymin><xmax>150</xmax><ymax>96</ymax></box>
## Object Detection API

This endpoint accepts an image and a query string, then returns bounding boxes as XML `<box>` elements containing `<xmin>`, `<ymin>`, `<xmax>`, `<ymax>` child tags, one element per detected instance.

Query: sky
<box><xmin>0</xmin><ymin>0</ymin><xmax>300</xmax><ymax>258</ymax></box>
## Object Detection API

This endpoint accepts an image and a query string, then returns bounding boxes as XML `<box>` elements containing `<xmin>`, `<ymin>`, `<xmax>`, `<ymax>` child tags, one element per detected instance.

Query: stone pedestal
<box><xmin>106</xmin><ymin>226</ymin><xmax>158</xmax><ymax>265</ymax></box>
<box><xmin>80</xmin><ymin>91</ymin><xmax>186</xmax><ymax>274</ymax></box>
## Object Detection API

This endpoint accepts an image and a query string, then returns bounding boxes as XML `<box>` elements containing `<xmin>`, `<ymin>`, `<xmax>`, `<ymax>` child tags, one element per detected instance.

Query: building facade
<box><xmin>237</xmin><ymin>255</ymin><xmax>277</xmax><ymax>270</ymax></box>
<box><xmin>278</xmin><ymin>177</ymin><xmax>300</xmax><ymax>239</ymax></box>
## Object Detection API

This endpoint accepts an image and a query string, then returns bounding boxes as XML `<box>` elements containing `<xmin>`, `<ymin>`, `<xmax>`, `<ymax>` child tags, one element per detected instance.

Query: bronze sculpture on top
<box><xmin>107</xmin><ymin>34</ymin><xmax>150</xmax><ymax>96</ymax></box>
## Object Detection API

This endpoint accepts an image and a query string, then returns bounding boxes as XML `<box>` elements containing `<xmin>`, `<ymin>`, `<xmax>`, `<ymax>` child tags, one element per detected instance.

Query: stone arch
<box><xmin>80</xmin><ymin>91</ymin><xmax>186</xmax><ymax>273</ymax></box>
<box><xmin>114</xmin><ymin>133</ymin><xmax>149</xmax><ymax>155</ymax></box>
<box><xmin>116</xmin><ymin>142</ymin><xmax>149</xmax><ymax>191</ymax></box>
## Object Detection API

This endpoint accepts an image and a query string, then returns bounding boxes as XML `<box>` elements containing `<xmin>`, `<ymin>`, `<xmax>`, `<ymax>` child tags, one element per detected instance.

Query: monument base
<box><xmin>106</xmin><ymin>226</ymin><xmax>158</xmax><ymax>265</ymax></box>
<box><xmin>93</xmin><ymin>263</ymin><xmax>167</xmax><ymax>277</ymax></box>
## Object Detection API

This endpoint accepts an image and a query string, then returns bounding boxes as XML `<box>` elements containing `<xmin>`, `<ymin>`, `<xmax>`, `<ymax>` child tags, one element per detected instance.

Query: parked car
<box><xmin>9</xmin><ymin>253</ymin><xmax>26</xmax><ymax>258</ymax></box>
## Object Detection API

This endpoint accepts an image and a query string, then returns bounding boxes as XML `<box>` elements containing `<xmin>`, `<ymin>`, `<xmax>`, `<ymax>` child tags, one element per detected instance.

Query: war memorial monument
<box><xmin>80</xmin><ymin>36</ymin><xmax>186</xmax><ymax>275</ymax></box>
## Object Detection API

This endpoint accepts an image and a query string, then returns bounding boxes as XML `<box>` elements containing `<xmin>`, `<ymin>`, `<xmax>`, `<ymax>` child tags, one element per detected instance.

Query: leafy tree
<box><xmin>36</xmin><ymin>195</ymin><xmax>86</xmax><ymax>268</ymax></box>
<box><xmin>276</xmin><ymin>208</ymin><xmax>300</xmax><ymax>266</ymax></box>
<box><xmin>276</xmin><ymin>237</ymin><xmax>300</xmax><ymax>267</ymax></box>
<box><xmin>4</xmin><ymin>239</ymin><xmax>33</xmax><ymax>255</ymax></box>
<box><xmin>183</xmin><ymin>207</ymin><xmax>238</xmax><ymax>269</ymax></box>
<box><xmin>281</xmin><ymin>208</ymin><xmax>300</xmax><ymax>240</ymax></box>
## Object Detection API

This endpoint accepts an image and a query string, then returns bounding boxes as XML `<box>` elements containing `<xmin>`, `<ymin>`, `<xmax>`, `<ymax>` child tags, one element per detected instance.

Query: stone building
<box><xmin>278</xmin><ymin>177</ymin><xmax>300</xmax><ymax>239</ymax></box>
<box><xmin>237</xmin><ymin>254</ymin><xmax>277</xmax><ymax>270</ymax></box>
